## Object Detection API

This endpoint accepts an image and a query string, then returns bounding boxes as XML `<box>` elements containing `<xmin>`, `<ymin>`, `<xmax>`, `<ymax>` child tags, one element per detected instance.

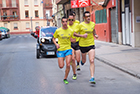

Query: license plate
<box><xmin>46</xmin><ymin>51</ymin><xmax>55</xmax><ymax>55</ymax></box>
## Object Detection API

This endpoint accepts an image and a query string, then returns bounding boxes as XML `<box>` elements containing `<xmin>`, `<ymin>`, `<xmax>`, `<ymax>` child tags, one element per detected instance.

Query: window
<box><xmin>12</xmin><ymin>0</ymin><xmax>16</xmax><ymax>7</ymax></box>
<box><xmin>26</xmin><ymin>22</ymin><xmax>30</xmax><ymax>29</ymax></box>
<box><xmin>14</xmin><ymin>23</ymin><xmax>18</xmax><ymax>29</ymax></box>
<box><xmin>95</xmin><ymin>9</ymin><xmax>107</xmax><ymax>24</ymax></box>
<box><xmin>45</xmin><ymin>10</ymin><xmax>50</xmax><ymax>19</ymax></box>
<box><xmin>4</xmin><ymin>23</ymin><xmax>7</xmax><ymax>28</ymax></box>
<box><xmin>13</xmin><ymin>11</ymin><xmax>17</xmax><ymax>18</ymax></box>
<box><xmin>34</xmin><ymin>0</ymin><xmax>38</xmax><ymax>5</ymax></box>
<box><xmin>2</xmin><ymin>0</ymin><xmax>6</xmax><ymax>7</ymax></box>
<box><xmin>25</xmin><ymin>11</ymin><xmax>29</xmax><ymax>18</ymax></box>
<box><xmin>24</xmin><ymin>0</ymin><xmax>28</xmax><ymax>5</ymax></box>
<box><xmin>3</xmin><ymin>11</ymin><xmax>7</xmax><ymax>19</ymax></box>
<box><xmin>36</xmin><ymin>22</ymin><xmax>39</xmax><ymax>26</ymax></box>
<box><xmin>46</xmin><ymin>10</ymin><xmax>50</xmax><ymax>17</ymax></box>
<box><xmin>35</xmin><ymin>11</ymin><xmax>39</xmax><ymax>17</ymax></box>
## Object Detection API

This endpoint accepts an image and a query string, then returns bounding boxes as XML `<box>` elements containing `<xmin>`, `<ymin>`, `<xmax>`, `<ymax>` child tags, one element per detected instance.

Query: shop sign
<box><xmin>71</xmin><ymin>0</ymin><xmax>91</xmax><ymax>8</ymax></box>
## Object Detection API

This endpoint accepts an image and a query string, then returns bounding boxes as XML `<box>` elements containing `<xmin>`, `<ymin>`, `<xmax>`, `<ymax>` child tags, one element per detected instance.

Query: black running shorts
<box><xmin>71</xmin><ymin>41</ymin><xmax>80</xmax><ymax>50</ymax></box>
<box><xmin>80</xmin><ymin>45</ymin><xmax>95</xmax><ymax>53</ymax></box>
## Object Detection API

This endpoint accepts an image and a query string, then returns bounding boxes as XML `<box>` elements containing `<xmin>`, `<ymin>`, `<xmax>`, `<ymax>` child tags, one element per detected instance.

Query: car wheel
<box><xmin>36</xmin><ymin>49</ymin><xmax>40</xmax><ymax>59</ymax></box>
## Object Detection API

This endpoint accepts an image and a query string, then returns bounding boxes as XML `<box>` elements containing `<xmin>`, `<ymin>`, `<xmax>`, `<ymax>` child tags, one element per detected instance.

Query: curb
<box><xmin>95</xmin><ymin>55</ymin><xmax>140</xmax><ymax>79</ymax></box>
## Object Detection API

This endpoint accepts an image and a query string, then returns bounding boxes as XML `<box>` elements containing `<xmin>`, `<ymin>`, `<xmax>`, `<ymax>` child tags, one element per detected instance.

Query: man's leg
<box><xmin>71</xmin><ymin>49</ymin><xmax>76</xmax><ymax>75</ymax></box>
<box><xmin>81</xmin><ymin>52</ymin><xmax>86</xmax><ymax>64</ymax></box>
<box><xmin>64</xmin><ymin>55</ymin><xmax>72</xmax><ymax>80</ymax></box>
<box><xmin>88</xmin><ymin>49</ymin><xmax>95</xmax><ymax>83</ymax></box>
<box><xmin>58</xmin><ymin>57</ymin><xmax>65</xmax><ymax>69</ymax></box>
<box><xmin>75</xmin><ymin>50</ymin><xmax>81</xmax><ymax>64</ymax></box>
<box><xmin>75</xmin><ymin>50</ymin><xmax>81</xmax><ymax>70</ymax></box>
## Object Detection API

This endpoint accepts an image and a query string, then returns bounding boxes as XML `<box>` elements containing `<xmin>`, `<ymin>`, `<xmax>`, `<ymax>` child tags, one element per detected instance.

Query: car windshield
<box><xmin>41</xmin><ymin>27</ymin><xmax>57</xmax><ymax>37</ymax></box>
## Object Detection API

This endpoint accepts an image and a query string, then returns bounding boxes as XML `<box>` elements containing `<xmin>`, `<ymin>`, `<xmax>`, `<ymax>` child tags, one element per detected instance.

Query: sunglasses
<box><xmin>62</xmin><ymin>21</ymin><xmax>67</xmax><ymax>23</ymax></box>
<box><xmin>85</xmin><ymin>15</ymin><xmax>90</xmax><ymax>18</ymax></box>
<box><xmin>68</xmin><ymin>19</ymin><xmax>74</xmax><ymax>21</ymax></box>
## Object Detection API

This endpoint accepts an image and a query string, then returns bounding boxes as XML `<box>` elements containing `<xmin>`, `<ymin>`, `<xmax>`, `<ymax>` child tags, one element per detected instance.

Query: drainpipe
<box><xmin>116</xmin><ymin>0</ymin><xmax>119</xmax><ymax>44</ymax></box>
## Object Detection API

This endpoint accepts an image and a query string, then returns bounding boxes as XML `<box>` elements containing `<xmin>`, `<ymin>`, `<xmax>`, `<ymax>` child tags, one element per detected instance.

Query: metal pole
<box><xmin>31</xmin><ymin>17</ymin><xmax>33</xmax><ymax>31</ymax></box>
<box><xmin>46</xmin><ymin>14</ymin><xmax>49</xmax><ymax>26</ymax></box>
<box><xmin>116</xmin><ymin>0</ymin><xmax>119</xmax><ymax>44</ymax></box>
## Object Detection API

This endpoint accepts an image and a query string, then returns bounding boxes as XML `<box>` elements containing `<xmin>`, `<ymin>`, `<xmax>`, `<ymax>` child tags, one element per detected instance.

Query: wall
<box><xmin>133</xmin><ymin>0</ymin><xmax>140</xmax><ymax>47</ymax></box>
<box><xmin>90</xmin><ymin>0</ymin><xmax>117</xmax><ymax>42</ymax></box>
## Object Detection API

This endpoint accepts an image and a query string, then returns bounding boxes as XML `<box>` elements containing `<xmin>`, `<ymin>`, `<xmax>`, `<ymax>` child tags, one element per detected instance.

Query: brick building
<box><xmin>0</xmin><ymin>0</ymin><xmax>53</xmax><ymax>34</ymax></box>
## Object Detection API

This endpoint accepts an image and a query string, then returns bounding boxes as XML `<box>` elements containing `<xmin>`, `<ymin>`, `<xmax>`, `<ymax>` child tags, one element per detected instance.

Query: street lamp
<box><xmin>31</xmin><ymin>17</ymin><xmax>33</xmax><ymax>32</ymax></box>
<box><xmin>46</xmin><ymin>14</ymin><xmax>50</xmax><ymax>26</ymax></box>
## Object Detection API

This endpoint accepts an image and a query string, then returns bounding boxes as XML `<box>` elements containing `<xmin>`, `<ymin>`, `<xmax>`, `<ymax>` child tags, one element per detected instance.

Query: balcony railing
<box><xmin>44</xmin><ymin>3</ymin><xmax>53</xmax><ymax>8</ymax></box>
<box><xmin>0</xmin><ymin>4</ymin><xmax>19</xmax><ymax>9</ymax></box>
<box><xmin>1</xmin><ymin>15</ymin><xmax>19</xmax><ymax>21</ymax></box>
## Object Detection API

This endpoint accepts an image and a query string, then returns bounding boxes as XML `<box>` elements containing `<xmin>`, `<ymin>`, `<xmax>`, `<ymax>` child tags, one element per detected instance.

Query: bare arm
<box><xmin>74</xmin><ymin>32</ymin><xmax>87</xmax><ymax>38</ymax></box>
<box><xmin>93</xmin><ymin>29</ymin><xmax>98</xmax><ymax>39</ymax></box>
<box><xmin>52</xmin><ymin>37</ymin><xmax>60</xmax><ymax>49</ymax></box>
<box><xmin>70</xmin><ymin>38</ymin><xmax>76</xmax><ymax>43</ymax></box>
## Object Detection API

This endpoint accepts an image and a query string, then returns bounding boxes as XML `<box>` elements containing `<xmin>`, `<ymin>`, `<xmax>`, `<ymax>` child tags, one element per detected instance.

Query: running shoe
<box><xmin>72</xmin><ymin>74</ymin><xmax>77</xmax><ymax>80</ymax></box>
<box><xmin>81</xmin><ymin>61</ymin><xmax>85</xmax><ymax>65</ymax></box>
<box><xmin>63</xmin><ymin>79</ymin><xmax>69</xmax><ymax>84</ymax></box>
<box><xmin>76</xmin><ymin>65</ymin><xmax>80</xmax><ymax>71</ymax></box>
<box><xmin>89</xmin><ymin>78</ymin><xmax>96</xmax><ymax>84</ymax></box>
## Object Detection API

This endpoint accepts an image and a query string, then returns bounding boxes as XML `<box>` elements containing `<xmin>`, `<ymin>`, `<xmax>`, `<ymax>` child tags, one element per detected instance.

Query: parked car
<box><xmin>35</xmin><ymin>26</ymin><xmax>57</xmax><ymax>59</ymax></box>
<box><xmin>0</xmin><ymin>30</ymin><xmax>2</xmax><ymax>40</ymax></box>
<box><xmin>0</xmin><ymin>27</ymin><xmax>10</xmax><ymax>38</ymax></box>
<box><xmin>0</xmin><ymin>29</ymin><xmax>6</xmax><ymax>39</ymax></box>
<box><xmin>6</xmin><ymin>28</ymin><xmax>10</xmax><ymax>38</ymax></box>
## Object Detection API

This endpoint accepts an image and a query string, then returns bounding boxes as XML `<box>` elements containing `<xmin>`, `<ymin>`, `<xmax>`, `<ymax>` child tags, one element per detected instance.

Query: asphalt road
<box><xmin>0</xmin><ymin>34</ymin><xmax>140</xmax><ymax>94</ymax></box>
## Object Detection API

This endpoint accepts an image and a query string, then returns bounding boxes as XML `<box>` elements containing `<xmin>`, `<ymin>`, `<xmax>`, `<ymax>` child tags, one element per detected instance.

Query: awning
<box><xmin>56</xmin><ymin>0</ymin><xmax>69</xmax><ymax>4</ymax></box>
<box><xmin>102</xmin><ymin>0</ymin><xmax>109</xmax><ymax>7</ymax></box>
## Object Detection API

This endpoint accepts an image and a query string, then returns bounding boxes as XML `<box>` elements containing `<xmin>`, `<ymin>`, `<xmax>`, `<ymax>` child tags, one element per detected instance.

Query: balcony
<box><xmin>1</xmin><ymin>4</ymin><xmax>19</xmax><ymax>9</ymax></box>
<box><xmin>1</xmin><ymin>15</ymin><xmax>19</xmax><ymax>22</ymax></box>
<box><xmin>44</xmin><ymin>3</ymin><xmax>53</xmax><ymax>8</ymax></box>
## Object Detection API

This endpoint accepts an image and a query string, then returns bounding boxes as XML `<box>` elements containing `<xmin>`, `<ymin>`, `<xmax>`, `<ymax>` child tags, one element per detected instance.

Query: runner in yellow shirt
<box><xmin>71</xmin><ymin>11</ymin><xmax>80</xmax><ymax>24</ymax></box>
<box><xmin>70</xmin><ymin>11</ymin><xmax>81</xmax><ymax>70</ymax></box>
<box><xmin>67</xmin><ymin>14</ymin><xmax>81</xmax><ymax>80</ymax></box>
<box><xmin>53</xmin><ymin>17</ymin><xmax>76</xmax><ymax>84</ymax></box>
<box><xmin>74</xmin><ymin>11</ymin><xmax>98</xmax><ymax>84</ymax></box>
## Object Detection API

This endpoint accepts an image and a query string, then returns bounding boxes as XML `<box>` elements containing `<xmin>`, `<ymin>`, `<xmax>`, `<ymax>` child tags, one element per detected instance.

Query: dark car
<box><xmin>36</xmin><ymin>26</ymin><xmax>57</xmax><ymax>58</ymax></box>
<box><xmin>0</xmin><ymin>30</ymin><xmax>2</xmax><ymax>40</ymax></box>
<box><xmin>0</xmin><ymin>27</ymin><xmax>10</xmax><ymax>38</ymax></box>
<box><xmin>0</xmin><ymin>29</ymin><xmax>6</xmax><ymax>39</ymax></box>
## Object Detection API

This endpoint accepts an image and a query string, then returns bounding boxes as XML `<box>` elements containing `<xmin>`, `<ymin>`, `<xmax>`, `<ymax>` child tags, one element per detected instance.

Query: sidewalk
<box><xmin>95</xmin><ymin>40</ymin><xmax>140</xmax><ymax>79</ymax></box>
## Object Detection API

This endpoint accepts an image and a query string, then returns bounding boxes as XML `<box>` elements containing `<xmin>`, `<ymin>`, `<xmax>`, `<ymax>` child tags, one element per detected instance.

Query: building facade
<box><xmin>0</xmin><ymin>0</ymin><xmax>20</xmax><ymax>34</ymax></box>
<box><xmin>0</xmin><ymin>0</ymin><xmax>53</xmax><ymax>34</ymax></box>
<box><xmin>89</xmin><ymin>0</ymin><xmax>140</xmax><ymax>47</ymax></box>
<box><xmin>56</xmin><ymin>0</ymin><xmax>85</xmax><ymax>28</ymax></box>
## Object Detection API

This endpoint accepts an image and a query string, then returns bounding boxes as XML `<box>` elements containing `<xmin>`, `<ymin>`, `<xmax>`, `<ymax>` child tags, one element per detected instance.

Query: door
<box><xmin>125</xmin><ymin>7</ymin><xmax>131</xmax><ymax>45</ymax></box>
<box><xmin>111</xmin><ymin>8</ymin><xmax>118</xmax><ymax>43</ymax></box>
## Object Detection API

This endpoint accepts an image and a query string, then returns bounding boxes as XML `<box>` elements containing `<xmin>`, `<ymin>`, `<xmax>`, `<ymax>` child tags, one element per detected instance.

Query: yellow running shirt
<box><xmin>68</xmin><ymin>23</ymin><xmax>80</xmax><ymax>42</ymax></box>
<box><xmin>74</xmin><ymin>20</ymin><xmax>80</xmax><ymax>24</ymax></box>
<box><xmin>75</xmin><ymin>21</ymin><xmax>95</xmax><ymax>47</ymax></box>
<box><xmin>53</xmin><ymin>27</ymin><xmax>74</xmax><ymax>51</ymax></box>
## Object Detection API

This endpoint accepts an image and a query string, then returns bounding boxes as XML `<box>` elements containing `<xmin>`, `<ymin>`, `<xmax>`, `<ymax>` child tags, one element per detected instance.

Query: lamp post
<box><xmin>31</xmin><ymin>17</ymin><xmax>33</xmax><ymax>32</ymax></box>
<box><xmin>46</xmin><ymin>14</ymin><xmax>50</xmax><ymax>26</ymax></box>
